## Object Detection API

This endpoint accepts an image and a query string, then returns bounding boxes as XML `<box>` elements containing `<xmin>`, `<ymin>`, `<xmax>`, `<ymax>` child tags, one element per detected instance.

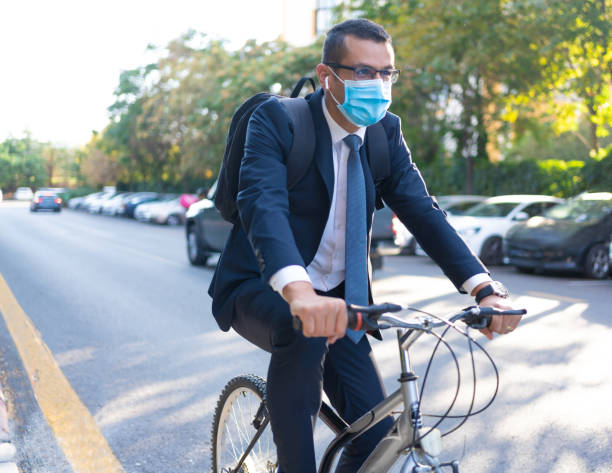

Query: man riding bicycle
<box><xmin>208</xmin><ymin>18</ymin><xmax>522</xmax><ymax>473</ymax></box>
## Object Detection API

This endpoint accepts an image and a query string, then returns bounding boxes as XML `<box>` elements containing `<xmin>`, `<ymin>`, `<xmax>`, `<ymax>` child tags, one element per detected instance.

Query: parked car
<box><xmin>123</xmin><ymin>192</ymin><xmax>160</xmax><ymax>218</ymax></box>
<box><xmin>393</xmin><ymin>195</ymin><xmax>487</xmax><ymax>255</ymax></box>
<box><xmin>68</xmin><ymin>195</ymin><xmax>87</xmax><ymax>209</ymax></box>
<box><xmin>30</xmin><ymin>190</ymin><xmax>62</xmax><ymax>212</ymax></box>
<box><xmin>186</xmin><ymin>184</ymin><xmax>387</xmax><ymax>270</ymax></box>
<box><xmin>447</xmin><ymin>195</ymin><xmax>564</xmax><ymax>265</ymax></box>
<box><xmin>504</xmin><ymin>192</ymin><xmax>612</xmax><ymax>279</ymax></box>
<box><xmin>87</xmin><ymin>191</ymin><xmax>118</xmax><ymax>213</ymax></box>
<box><xmin>134</xmin><ymin>195</ymin><xmax>181</xmax><ymax>224</ymax></box>
<box><xmin>101</xmin><ymin>192</ymin><xmax>134</xmax><ymax>216</ymax></box>
<box><xmin>79</xmin><ymin>191</ymin><xmax>109</xmax><ymax>212</ymax></box>
<box><xmin>186</xmin><ymin>195</ymin><xmax>232</xmax><ymax>266</ymax></box>
<box><xmin>149</xmin><ymin>196</ymin><xmax>194</xmax><ymax>225</ymax></box>
<box><xmin>14</xmin><ymin>187</ymin><xmax>34</xmax><ymax>201</ymax></box>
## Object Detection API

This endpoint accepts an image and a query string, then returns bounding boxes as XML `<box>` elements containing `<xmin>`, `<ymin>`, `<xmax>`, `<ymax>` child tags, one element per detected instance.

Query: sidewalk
<box><xmin>0</xmin><ymin>383</ymin><xmax>18</xmax><ymax>473</ymax></box>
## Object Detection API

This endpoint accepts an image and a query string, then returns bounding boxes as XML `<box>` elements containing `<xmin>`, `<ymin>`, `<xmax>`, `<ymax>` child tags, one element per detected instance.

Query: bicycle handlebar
<box><xmin>292</xmin><ymin>303</ymin><xmax>527</xmax><ymax>333</ymax></box>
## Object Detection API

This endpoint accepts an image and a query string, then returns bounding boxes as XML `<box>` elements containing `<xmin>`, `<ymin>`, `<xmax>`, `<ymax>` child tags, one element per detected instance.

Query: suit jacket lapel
<box><xmin>307</xmin><ymin>89</ymin><xmax>334</xmax><ymax>204</ymax></box>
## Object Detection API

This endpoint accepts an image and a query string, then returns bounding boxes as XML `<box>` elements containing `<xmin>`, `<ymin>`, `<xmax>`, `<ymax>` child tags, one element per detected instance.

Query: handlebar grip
<box><xmin>292</xmin><ymin>310</ymin><xmax>360</xmax><ymax>333</ymax></box>
<box><xmin>463</xmin><ymin>307</ymin><xmax>527</xmax><ymax>329</ymax></box>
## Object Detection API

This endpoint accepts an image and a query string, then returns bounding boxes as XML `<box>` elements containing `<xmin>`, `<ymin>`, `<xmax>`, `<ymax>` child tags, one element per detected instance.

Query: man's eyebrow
<box><xmin>354</xmin><ymin>63</ymin><xmax>395</xmax><ymax>69</ymax></box>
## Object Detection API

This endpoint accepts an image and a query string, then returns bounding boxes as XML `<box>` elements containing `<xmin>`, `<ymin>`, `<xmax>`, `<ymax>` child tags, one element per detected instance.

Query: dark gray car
<box><xmin>185</xmin><ymin>196</ymin><xmax>232</xmax><ymax>266</ymax></box>
<box><xmin>186</xmin><ymin>185</ymin><xmax>387</xmax><ymax>270</ymax></box>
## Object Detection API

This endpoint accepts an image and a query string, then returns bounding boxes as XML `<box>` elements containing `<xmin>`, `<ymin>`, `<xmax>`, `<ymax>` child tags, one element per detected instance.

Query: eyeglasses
<box><xmin>325</xmin><ymin>63</ymin><xmax>400</xmax><ymax>83</ymax></box>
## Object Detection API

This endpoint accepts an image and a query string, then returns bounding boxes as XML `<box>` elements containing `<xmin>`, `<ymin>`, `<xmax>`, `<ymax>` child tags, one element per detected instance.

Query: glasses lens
<box><xmin>354</xmin><ymin>66</ymin><xmax>376</xmax><ymax>80</ymax></box>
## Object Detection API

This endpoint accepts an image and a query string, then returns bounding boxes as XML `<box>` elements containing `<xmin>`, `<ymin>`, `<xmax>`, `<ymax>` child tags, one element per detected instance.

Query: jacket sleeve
<box><xmin>237</xmin><ymin>97</ymin><xmax>306</xmax><ymax>282</ymax></box>
<box><xmin>377</xmin><ymin>114</ymin><xmax>489</xmax><ymax>291</ymax></box>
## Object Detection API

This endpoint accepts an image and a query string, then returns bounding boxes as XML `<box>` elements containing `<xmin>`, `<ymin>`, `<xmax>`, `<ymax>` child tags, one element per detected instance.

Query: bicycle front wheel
<box><xmin>211</xmin><ymin>374</ymin><xmax>277</xmax><ymax>473</ymax></box>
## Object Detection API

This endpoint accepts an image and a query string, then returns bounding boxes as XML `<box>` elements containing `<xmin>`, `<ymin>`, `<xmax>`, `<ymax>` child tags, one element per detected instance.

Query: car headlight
<box><xmin>459</xmin><ymin>227</ymin><xmax>481</xmax><ymax>238</ymax></box>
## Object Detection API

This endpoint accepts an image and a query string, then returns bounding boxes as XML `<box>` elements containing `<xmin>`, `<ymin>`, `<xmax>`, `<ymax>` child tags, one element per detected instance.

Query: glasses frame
<box><xmin>325</xmin><ymin>62</ymin><xmax>400</xmax><ymax>84</ymax></box>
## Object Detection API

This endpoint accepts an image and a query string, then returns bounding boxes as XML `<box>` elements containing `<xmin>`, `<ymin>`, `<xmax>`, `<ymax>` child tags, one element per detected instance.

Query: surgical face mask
<box><xmin>325</xmin><ymin>71</ymin><xmax>392</xmax><ymax>127</ymax></box>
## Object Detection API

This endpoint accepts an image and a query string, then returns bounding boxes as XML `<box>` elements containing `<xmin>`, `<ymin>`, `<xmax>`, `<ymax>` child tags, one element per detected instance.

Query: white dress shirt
<box><xmin>269</xmin><ymin>97</ymin><xmax>491</xmax><ymax>296</ymax></box>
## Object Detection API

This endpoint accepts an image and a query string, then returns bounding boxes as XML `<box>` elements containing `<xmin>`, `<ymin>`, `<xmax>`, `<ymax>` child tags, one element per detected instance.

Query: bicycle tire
<box><xmin>211</xmin><ymin>374</ymin><xmax>277</xmax><ymax>473</ymax></box>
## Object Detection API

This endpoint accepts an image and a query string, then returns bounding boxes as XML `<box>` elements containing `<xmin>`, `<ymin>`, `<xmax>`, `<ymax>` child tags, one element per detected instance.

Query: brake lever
<box><xmin>461</xmin><ymin>306</ymin><xmax>491</xmax><ymax>329</ymax></box>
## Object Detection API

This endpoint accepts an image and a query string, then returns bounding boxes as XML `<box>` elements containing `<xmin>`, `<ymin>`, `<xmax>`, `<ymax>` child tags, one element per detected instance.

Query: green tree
<box><xmin>100</xmin><ymin>32</ymin><xmax>321</xmax><ymax>190</ymax></box>
<box><xmin>504</xmin><ymin>0</ymin><xmax>612</xmax><ymax>159</ymax></box>
<box><xmin>0</xmin><ymin>135</ymin><xmax>48</xmax><ymax>191</ymax></box>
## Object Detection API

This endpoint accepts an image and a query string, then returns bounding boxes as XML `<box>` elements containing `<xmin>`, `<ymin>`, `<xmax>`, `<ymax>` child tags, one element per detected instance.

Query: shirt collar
<box><xmin>321</xmin><ymin>95</ymin><xmax>366</xmax><ymax>147</ymax></box>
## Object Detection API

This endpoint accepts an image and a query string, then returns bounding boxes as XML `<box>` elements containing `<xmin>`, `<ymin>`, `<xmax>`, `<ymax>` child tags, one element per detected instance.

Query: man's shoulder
<box><xmin>380</xmin><ymin>110</ymin><xmax>401</xmax><ymax>130</ymax></box>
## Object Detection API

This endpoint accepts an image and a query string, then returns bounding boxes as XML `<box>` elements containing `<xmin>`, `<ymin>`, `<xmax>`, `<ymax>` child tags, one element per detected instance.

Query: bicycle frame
<box><xmin>223</xmin><ymin>305</ymin><xmax>526</xmax><ymax>473</ymax></box>
<box><xmin>316</xmin><ymin>326</ymin><xmax>458</xmax><ymax>473</ymax></box>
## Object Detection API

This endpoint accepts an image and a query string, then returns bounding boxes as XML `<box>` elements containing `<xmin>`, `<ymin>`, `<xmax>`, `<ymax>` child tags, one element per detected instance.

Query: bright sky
<box><xmin>0</xmin><ymin>0</ymin><xmax>314</xmax><ymax>148</ymax></box>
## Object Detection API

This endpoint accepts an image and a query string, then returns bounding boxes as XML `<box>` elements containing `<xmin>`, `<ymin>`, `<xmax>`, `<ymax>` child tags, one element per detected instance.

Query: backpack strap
<box><xmin>365</xmin><ymin>122</ymin><xmax>391</xmax><ymax>209</ymax></box>
<box><xmin>280</xmin><ymin>97</ymin><xmax>316</xmax><ymax>189</ymax></box>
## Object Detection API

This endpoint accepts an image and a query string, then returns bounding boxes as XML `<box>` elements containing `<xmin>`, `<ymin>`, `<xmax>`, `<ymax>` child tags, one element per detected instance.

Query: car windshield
<box><xmin>464</xmin><ymin>202</ymin><xmax>518</xmax><ymax>217</ymax></box>
<box><xmin>545</xmin><ymin>198</ymin><xmax>612</xmax><ymax>222</ymax></box>
<box><xmin>445</xmin><ymin>201</ymin><xmax>481</xmax><ymax>215</ymax></box>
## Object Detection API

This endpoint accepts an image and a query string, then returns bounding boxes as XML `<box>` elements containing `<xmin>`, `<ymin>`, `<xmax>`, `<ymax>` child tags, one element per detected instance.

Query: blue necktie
<box><xmin>343</xmin><ymin>134</ymin><xmax>368</xmax><ymax>343</ymax></box>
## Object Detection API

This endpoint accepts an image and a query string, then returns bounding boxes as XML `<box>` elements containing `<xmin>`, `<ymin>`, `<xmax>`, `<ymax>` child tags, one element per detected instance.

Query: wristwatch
<box><xmin>475</xmin><ymin>281</ymin><xmax>509</xmax><ymax>304</ymax></box>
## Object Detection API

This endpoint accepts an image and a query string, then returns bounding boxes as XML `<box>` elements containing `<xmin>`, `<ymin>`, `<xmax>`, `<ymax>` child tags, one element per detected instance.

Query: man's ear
<box><xmin>316</xmin><ymin>63</ymin><xmax>330</xmax><ymax>89</ymax></box>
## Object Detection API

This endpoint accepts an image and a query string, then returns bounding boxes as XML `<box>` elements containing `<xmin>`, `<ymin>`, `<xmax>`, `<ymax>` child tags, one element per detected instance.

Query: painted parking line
<box><xmin>0</xmin><ymin>274</ymin><xmax>125</xmax><ymax>473</ymax></box>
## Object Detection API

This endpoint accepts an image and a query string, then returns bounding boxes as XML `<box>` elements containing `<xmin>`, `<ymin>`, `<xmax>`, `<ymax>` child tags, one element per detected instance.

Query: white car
<box><xmin>448</xmin><ymin>195</ymin><xmax>564</xmax><ymax>265</ymax></box>
<box><xmin>14</xmin><ymin>187</ymin><xmax>34</xmax><ymax>200</ymax></box>
<box><xmin>134</xmin><ymin>195</ymin><xmax>179</xmax><ymax>223</ymax></box>
<box><xmin>87</xmin><ymin>191</ymin><xmax>117</xmax><ymax>213</ymax></box>
<box><xmin>101</xmin><ymin>192</ymin><xmax>133</xmax><ymax>216</ymax></box>
<box><xmin>148</xmin><ymin>197</ymin><xmax>191</xmax><ymax>225</ymax></box>
<box><xmin>393</xmin><ymin>195</ymin><xmax>487</xmax><ymax>255</ymax></box>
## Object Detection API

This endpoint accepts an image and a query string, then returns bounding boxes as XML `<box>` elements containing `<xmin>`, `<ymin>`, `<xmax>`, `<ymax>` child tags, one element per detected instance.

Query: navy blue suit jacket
<box><xmin>208</xmin><ymin>88</ymin><xmax>488</xmax><ymax>331</ymax></box>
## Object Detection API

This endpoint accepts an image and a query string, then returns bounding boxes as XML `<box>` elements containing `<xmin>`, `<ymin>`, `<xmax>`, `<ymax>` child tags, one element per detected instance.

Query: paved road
<box><xmin>0</xmin><ymin>201</ymin><xmax>611</xmax><ymax>473</ymax></box>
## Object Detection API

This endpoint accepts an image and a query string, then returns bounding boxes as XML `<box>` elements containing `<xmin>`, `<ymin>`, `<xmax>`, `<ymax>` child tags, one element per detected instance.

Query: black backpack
<box><xmin>214</xmin><ymin>77</ymin><xmax>391</xmax><ymax>224</ymax></box>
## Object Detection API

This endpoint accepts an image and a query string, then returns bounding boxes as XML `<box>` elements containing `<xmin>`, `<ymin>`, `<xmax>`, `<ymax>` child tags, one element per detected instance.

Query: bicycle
<box><xmin>210</xmin><ymin>303</ymin><xmax>526</xmax><ymax>473</ymax></box>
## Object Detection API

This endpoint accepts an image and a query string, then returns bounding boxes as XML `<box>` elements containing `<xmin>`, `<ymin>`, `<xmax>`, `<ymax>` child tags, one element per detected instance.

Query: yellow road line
<box><xmin>0</xmin><ymin>274</ymin><xmax>125</xmax><ymax>473</ymax></box>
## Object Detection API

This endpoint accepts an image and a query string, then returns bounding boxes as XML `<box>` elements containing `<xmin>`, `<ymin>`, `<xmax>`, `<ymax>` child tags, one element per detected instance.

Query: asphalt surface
<box><xmin>0</xmin><ymin>200</ymin><xmax>611</xmax><ymax>473</ymax></box>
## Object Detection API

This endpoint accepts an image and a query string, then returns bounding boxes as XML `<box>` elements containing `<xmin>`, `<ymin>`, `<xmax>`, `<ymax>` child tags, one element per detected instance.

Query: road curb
<box><xmin>0</xmin><ymin>386</ymin><xmax>17</xmax><ymax>470</ymax></box>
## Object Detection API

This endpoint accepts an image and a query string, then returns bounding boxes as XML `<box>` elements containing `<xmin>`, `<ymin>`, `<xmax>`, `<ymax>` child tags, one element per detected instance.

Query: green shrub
<box><xmin>419</xmin><ymin>152</ymin><xmax>611</xmax><ymax>198</ymax></box>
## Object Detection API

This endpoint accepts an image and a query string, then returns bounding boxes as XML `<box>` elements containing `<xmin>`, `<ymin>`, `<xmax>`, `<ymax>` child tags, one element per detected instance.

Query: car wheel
<box><xmin>480</xmin><ymin>237</ymin><xmax>503</xmax><ymax>266</ymax></box>
<box><xmin>187</xmin><ymin>225</ymin><xmax>208</xmax><ymax>266</ymax></box>
<box><xmin>583</xmin><ymin>244</ymin><xmax>610</xmax><ymax>279</ymax></box>
<box><xmin>167</xmin><ymin>214</ymin><xmax>181</xmax><ymax>226</ymax></box>
<box><xmin>515</xmin><ymin>266</ymin><xmax>535</xmax><ymax>274</ymax></box>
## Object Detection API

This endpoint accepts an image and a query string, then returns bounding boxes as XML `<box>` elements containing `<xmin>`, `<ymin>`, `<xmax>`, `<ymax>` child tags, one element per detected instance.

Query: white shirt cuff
<box><xmin>461</xmin><ymin>273</ymin><xmax>493</xmax><ymax>295</ymax></box>
<box><xmin>269</xmin><ymin>265</ymin><xmax>312</xmax><ymax>294</ymax></box>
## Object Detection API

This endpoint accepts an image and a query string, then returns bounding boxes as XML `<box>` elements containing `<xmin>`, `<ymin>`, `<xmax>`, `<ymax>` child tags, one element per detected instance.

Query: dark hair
<box><xmin>322</xmin><ymin>18</ymin><xmax>392</xmax><ymax>64</ymax></box>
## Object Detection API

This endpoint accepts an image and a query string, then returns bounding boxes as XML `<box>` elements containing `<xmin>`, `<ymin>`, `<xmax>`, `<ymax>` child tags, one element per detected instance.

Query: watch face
<box><xmin>492</xmin><ymin>281</ymin><xmax>509</xmax><ymax>298</ymax></box>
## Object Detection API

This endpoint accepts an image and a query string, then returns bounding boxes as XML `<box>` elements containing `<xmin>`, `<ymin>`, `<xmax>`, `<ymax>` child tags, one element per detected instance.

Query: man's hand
<box><xmin>471</xmin><ymin>282</ymin><xmax>523</xmax><ymax>340</ymax></box>
<box><xmin>282</xmin><ymin>281</ymin><xmax>347</xmax><ymax>344</ymax></box>
<box><xmin>477</xmin><ymin>295</ymin><xmax>523</xmax><ymax>340</ymax></box>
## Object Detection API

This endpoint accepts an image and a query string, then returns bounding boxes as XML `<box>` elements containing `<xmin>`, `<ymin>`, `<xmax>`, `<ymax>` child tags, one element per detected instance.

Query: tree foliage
<box><xmin>350</xmin><ymin>0</ymin><xmax>611</xmax><ymax>191</ymax></box>
<box><xmin>5</xmin><ymin>2</ymin><xmax>609</xmax><ymax>197</ymax></box>
<box><xmin>98</xmin><ymin>33</ymin><xmax>321</xmax><ymax>191</ymax></box>
<box><xmin>0</xmin><ymin>135</ymin><xmax>49</xmax><ymax>192</ymax></box>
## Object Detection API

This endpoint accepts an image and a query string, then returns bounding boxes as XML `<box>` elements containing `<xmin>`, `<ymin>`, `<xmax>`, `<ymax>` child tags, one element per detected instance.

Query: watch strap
<box><xmin>475</xmin><ymin>284</ymin><xmax>495</xmax><ymax>304</ymax></box>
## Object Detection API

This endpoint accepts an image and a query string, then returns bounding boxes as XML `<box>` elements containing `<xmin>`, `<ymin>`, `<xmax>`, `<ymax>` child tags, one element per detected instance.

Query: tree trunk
<box><xmin>466</xmin><ymin>155</ymin><xmax>474</xmax><ymax>194</ymax></box>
